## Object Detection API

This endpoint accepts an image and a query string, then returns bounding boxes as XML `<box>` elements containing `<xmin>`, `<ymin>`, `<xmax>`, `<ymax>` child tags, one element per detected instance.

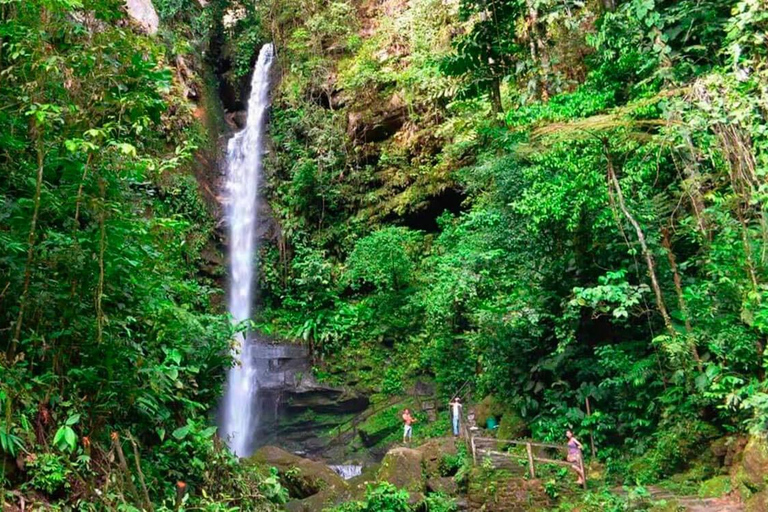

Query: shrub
<box><xmin>330</xmin><ymin>482</ymin><xmax>411</xmax><ymax>511</ymax></box>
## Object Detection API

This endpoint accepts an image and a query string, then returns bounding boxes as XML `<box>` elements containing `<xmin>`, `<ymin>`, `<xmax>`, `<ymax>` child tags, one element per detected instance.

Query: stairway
<box><xmin>613</xmin><ymin>485</ymin><xmax>744</xmax><ymax>512</ymax></box>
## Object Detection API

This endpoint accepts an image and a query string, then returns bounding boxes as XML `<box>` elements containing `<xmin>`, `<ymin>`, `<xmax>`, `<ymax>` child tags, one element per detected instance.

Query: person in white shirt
<box><xmin>450</xmin><ymin>397</ymin><xmax>463</xmax><ymax>436</ymax></box>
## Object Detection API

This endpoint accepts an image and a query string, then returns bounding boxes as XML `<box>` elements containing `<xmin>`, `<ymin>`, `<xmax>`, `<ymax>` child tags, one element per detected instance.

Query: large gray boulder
<box><xmin>377</xmin><ymin>447</ymin><xmax>425</xmax><ymax>494</ymax></box>
<box><xmin>732</xmin><ymin>435</ymin><xmax>768</xmax><ymax>508</ymax></box>
<box><xmin>416</xmin><ymin>437</ymin><xmax>457</xmax><ymax>478</ymax></box>
<box><xmin>125</xmin><ymin>0</ymin><xmax>159</xmax><ymax>34</ymax></box>
<box><xmin>248</xmin><ymin>445</ymin><xmax>347</xmax><ymax>499</ymax></box>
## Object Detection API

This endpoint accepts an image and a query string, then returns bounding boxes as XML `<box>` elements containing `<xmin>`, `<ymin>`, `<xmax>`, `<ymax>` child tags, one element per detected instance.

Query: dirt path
<box><xmin>615</xmin><ymin>485</ymin><xmax>743</xmax><ymax>512</ymax></box>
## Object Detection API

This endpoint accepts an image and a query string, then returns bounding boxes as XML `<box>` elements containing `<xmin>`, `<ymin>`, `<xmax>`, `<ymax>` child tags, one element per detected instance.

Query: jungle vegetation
<box><xmin>1</xmin><ymin>0</ymin><xmax>768</xmax><ymax>509</ymax></box>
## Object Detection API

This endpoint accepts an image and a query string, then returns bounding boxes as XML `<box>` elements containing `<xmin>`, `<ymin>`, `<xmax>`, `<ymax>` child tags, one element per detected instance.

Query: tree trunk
<box><xmin>525</xmin><ymin>0</ymin><xmax>551</xmax><ymax>100</ymax></box>
<box><xmin>9</xmin><ymin>129</ymin><xmax>45</xmax><ymax>358</ymax></box>
<box><xmin>678</xmin><ymin>134</ymin><xmax>711</xmax><ymax>241</ymax></box>
<box><xmin>489</xmin><ymin>77</ymin><xmax>503</xmax><ymax>116</ymax></box>
<box><xmin>661</xmin><ymin>227</ymin><xmax>703</xmax><ymax>372</ymax></box>
<box><xmin>604</xmin><ymin>141</ymin><xmax>675</xmax><ymax>337</ymax></box>
<box><xmin>96</xmin><ymin>176</ymin><xmax>107</xmax><ymax>345</ymax></box>
<box><xmin>74</xmin><ymin>153</ymin><xmax>93</xmax><ymax>225</ymax></box>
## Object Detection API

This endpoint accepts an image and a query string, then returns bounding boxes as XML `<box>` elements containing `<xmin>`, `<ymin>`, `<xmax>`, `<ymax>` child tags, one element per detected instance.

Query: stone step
<box><xmin>612</xmin><ymin>486</ymin><xmax>744</xmax><ymax>512</ymax></box>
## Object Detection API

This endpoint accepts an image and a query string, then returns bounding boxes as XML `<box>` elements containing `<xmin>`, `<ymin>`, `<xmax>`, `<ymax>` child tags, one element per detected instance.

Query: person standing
<box><xmin>450</xmin><ymin>397</ymin><xmax>463</xmax><ymax>437</ymax></box>
<box><xmin>402</xmin><ymin>409</ymin><xmax>415</xmax><ymax>444</ymax></box>
<box><xmin>566</xmin><ymin>429</ymin><xmax>585</xmax><ymax>485</ymax></box>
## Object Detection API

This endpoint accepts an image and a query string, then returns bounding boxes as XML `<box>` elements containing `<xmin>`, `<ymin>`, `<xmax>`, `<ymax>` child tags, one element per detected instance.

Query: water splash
<box><xmin>329</xmin><ymin>465</ymin><xmax>363</xmax><ymax>480</ymax></box>
<box><xmin>220</xmin><ymin>43</ymin><xmax>274</xmax><ymax>457</ymax></box>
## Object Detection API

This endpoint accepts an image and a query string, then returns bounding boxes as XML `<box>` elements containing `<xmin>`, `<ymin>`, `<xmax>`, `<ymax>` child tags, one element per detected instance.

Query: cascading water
<box><xmin>220</xmin><ymin>43</ymin><xmax>274</xmax><ymax>457</ymax></box>
<box><xmin>329</xmin><ymin>465</ymin><xmax>363</xmax><ymax>480</ymax></box>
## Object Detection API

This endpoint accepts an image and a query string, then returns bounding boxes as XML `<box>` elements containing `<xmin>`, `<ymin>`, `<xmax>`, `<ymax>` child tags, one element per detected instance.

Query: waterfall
<box><xmin>329</xmin><ymin>465</ymin><xmax>363</xmax><ymax>480</ymax></box>
<box><xmin>220</xmin><ymin>43</ymin><xmax>274</xmax><ymax>457</ymax></box>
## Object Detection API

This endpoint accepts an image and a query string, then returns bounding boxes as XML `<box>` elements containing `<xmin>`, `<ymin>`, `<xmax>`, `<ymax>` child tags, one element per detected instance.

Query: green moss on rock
<box><xmin>377</xmin><ymin>447</ymin><xmax>425</xmax><ymax>493</ymax></box>
<box><xmin>698</xmin><ymin>475</ymin><xmax>732</xmax><ymax>498</ymax></box>
<box><xmin>497</xmin><ymin>410</ymin><xmax>529</xmax><ymax>439</ymax></box>
<box><xmin>417</xmin><ymin>437</ymin><xmax>457</xmax><ymax>478</ymax></box>
<box><xmin>248</xmin><ymin>445</ymin><xmax>347</xmax><ymax>499</ymax></box>
<box><xmin>732</xmin><ymin>435</ymin><xmax>768</xmax><ymax>502</ymax></box>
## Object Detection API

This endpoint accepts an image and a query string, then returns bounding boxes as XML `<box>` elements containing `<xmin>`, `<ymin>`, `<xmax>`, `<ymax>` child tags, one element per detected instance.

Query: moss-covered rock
<box><xmin>474</xmin><ymin>395</ymin><xmax>505</xmax><ymax>429</ymax></box>
<box><xmin>416</xmin><ymin>437</ymin><xmax>457</xmax><ymax>478</ymax></box>
<box><xmin>285</xmin><ymin>485</ymin><xmax>353</xmax><ymax>512</ymax></box>
<box><xmin>741</xmin><ymin>436</ymin><xmax>768</xmax><ymax>489</ymax></box>
<box><xmin>248</xmin><ymin>445</ymin><xmax>347</xmax><ymax>499</ymax></box>
<box><xmin>747</xmin><ymin>490</ymin><xmax>768</xmax><ymax>512</ymax></box>
<box><xmin>724</xmin><ymin>436</ymin><xmax>749</xmax><ymax>469</ymax></box>
<box><xmin>377</xmin><ymin>447</ymin><xmax>425</xmax><ymax>493</ymax></box>
<box><xmin>427</xmin><ymin>476</ymin><xmax>459</xmax><ymax>496</ymax></box>
<box><xmin>497</xmin><ymin>410</ymin><xmax>529</xmax><ymax>439</ymax></box>
<box><xmin>669</xmin><ymin>452</ymin><xmax>719</xmax><ymax>489</ymax></box>
<box><xmin>698</xmin><ymin>475</ymin><xmax>732</xmax><ymax>498</ymax></box>
<box><xmin>732</xmin><ymin>435</ymin><xmax>768</xmax><ymax>501</ymax></box>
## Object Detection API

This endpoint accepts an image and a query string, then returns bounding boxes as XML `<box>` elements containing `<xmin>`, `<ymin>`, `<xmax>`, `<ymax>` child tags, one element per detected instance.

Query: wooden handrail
<box><xmin>328</xmin><ymin>395</ymin><xmax>407</xmax><ymax>445</ymax></box>
<box><xmin>468</xmin><ymin>431</ymin><xmax>587</xmax><ymax>489</ymax></box>
<box><xmin>472</xmin><ymin>437</ymin><xmax>566</xmax><ymax>450</ymax></box>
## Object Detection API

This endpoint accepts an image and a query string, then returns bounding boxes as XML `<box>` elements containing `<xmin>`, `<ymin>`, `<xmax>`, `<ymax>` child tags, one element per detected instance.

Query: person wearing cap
<box><xmin>450</xmin><ymin>397</ymin><xmax>463</xmax><ymax>436</ymax></box>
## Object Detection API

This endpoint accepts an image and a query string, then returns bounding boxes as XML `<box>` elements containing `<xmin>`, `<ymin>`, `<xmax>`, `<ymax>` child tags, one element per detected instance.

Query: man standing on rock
<box><xmin>402</xmin><ymin>409</ymin><xmax>415</xmax><ymax>444</ymax></box>
<box><xmin>450</xmin><ymin>397</ymin><xmax>463</xmax><ymax>437</ymax></box>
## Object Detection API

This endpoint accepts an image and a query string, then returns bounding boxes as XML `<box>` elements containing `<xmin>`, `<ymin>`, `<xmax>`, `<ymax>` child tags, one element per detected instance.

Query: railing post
<box><xmin>526</xmin><ymin>442</ymin><xmax>536</xmax><ymax>479</ymax></box>
<box><xmin>471</xmin><ymin>436</ymin><xmax>477</xmax><ymax>465</ymax></box>
<box><xmin>579</xmin><ymin>455</ymin><xmax>587</xmax><ymax>490</ymax></box>
<box><xmin>585</xmin><ymin>397</ymin><xmax>597</xmax><ymax>458</ymax></box>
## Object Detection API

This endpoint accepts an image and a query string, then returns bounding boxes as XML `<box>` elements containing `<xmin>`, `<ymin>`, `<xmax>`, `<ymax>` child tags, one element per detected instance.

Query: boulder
<box><xmin>225</xmin><ymin>110</ymin><xmax>247</xmax><ymax>130</ymax></box>
<box><xmin>416</xmin><ymin>437</ymin><xmax>457</xmax><ymax>478</ymax></box>
<box><xmin>732</xmin><ymin>435</ymin><xmax>768</xmax><ymax>499</ymax></box>
<box><xmin>288</xmin><ymin>465</ymin><xmax>383</xmax><ymax>512</ymax></box>
<box><xmin>427</xmin><ymin>476</ymin><xmax>458</xmax><ymax>496</ymax></box>
<box><xmin>285</xmin><ymin>486</ymin><xmax>352</xmax><ymax>512</ymax></box>
<box><xmin>124</xmin><ymin>0</ymin><xmax>159</xmax><ymax>34</ymax></box>
<box><xmin>377</xmin><ymin>447</ymin><xmax>425</xmax><ymax>493</ymax></box>
<box><xmin>348</xmin><ymin>463</ymin><xmax>381</xmax><ymax>490</ymax></box>
<box><xmin>747</xmin><ymin>490</ymin><xmax>768</xmax><ymax>512</ymax></box>
<box><xmin>698</xmin><ymin>475</ymin><xmax>732</xmax><ymax>498</ymax></box>
<box><xmin>725</xmin><ymin>437</ymin><xmax>749</xmax><ymax>468</ymax></box>
<box><xmin>248</xmin><ymin>446</ymin><xmax>347</xmax><ymax>499</ymax></box>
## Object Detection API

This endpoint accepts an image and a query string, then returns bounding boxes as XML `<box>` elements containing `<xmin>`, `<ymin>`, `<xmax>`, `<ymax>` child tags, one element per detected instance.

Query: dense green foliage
<box><xmin>228</xmin><ymin>0</ymin><xmax>768</xmax><ymax>481</ymax></box>
<box><xmin>0</xmin><ymin>0</ymin><xmax>281</xmax><ymax>509</ymax></box>
<box><xmin>3</xmin><ymin>0</ymin><xmax>768</xmax><ymax>508</ymax></box>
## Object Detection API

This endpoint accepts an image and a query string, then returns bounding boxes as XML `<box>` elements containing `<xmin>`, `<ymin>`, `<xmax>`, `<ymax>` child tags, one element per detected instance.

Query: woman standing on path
<box><xmin>566</xmin><ymin>430</ymin><xmax>585</xmax><ymax>485</ymax></box>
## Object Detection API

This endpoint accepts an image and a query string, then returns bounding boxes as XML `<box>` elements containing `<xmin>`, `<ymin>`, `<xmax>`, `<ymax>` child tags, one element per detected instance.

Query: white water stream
<box><xmin>220</xmin><ymin>43</ymin><xmax>274</xmax><ymax>457</ymax></box>
<box><xmin>329</xmin><ymin>465</ymin><xmax>363</xmax><ymax>480</ymax></box>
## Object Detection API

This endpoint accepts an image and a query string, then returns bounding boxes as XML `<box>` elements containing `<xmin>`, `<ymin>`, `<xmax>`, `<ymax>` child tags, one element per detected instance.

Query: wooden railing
<box><xmin>463</xmin><ymin>412</ymin><xmax>587</xmax><ymax>490</ymax></box>
<box><xmin>330</xmin><ymin>395</ymin><xmax>407</xmax><ymax>444</ymax></box>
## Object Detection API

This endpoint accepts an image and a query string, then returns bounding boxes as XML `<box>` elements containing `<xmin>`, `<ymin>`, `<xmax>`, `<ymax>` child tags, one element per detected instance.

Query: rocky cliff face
<box><xmin>238</xmin><ymin>339</ymin><xmax>369</xmax><ymax>456</ymax></box>
<box><xmin>124</xmin><ymin>0</ymin><xmax>159</xmax><ymax>34</ymax></box>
